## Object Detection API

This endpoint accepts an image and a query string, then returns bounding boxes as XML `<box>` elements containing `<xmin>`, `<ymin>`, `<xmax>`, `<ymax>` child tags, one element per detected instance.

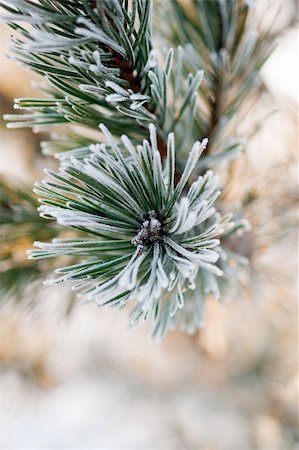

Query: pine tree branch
<box><xmin>28</xmin><ymin>125</ymin><xmax>241</xmax><ymax>339</ymax></box>
<box><xmin>164</xmin><ymin>0</ymin><xmax>275</xmax><ymax>163</ymax></box>
<box><xmin>1</xmin><ymin>1</ymin><xmax>203</xmax><ymax>174</ymax></box>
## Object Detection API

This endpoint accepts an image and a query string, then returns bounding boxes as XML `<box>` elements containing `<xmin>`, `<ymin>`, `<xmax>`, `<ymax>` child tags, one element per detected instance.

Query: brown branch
<box><xmin>92</xmin><ymin>1</ymin><xmax>179</xmax><ymax>179</ymax></box>
<box><xmin>92</xmin><ymin>2</ymin><xmax>141</xmax><ymax>93</ymax></box>
<box><xmin>109</xmin><ymin>52</ymin><xmax>141</xmax><ymax>93</ymax></box>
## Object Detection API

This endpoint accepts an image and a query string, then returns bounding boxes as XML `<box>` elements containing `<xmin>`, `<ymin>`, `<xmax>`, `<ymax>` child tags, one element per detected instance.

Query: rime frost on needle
<box><xmin>29</xmin><ymin>124</ymin><xmax>233</xmax><ymax>339</ymax></box>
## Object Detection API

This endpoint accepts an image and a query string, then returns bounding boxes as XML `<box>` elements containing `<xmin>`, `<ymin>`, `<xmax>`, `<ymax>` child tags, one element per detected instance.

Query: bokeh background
<box><xmin>0</xmin><ymin>1</ymin><xmax>298</xmax><ymax>449</ymax></box>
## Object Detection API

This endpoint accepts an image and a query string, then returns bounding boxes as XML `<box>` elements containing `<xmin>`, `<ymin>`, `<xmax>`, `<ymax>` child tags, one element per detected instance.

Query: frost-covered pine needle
<box><xmin>29</xmin><ymin>125</ymin><xmax>234</xmax><ymax>339</ymax></box>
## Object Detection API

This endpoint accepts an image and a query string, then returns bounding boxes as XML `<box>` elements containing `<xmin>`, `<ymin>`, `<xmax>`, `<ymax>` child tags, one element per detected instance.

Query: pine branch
<box><xmin>28</xmin><ymin>124</ymin><xmax>240</xmax><ymax>340</ymax></box>
<box><xmin>1</xmin><ymin>0</ymin><xmax>202</xmax><ymax>169</ymax></box>
<box><xmin>163</xmin><ymin>0</ymin><xmax>275</xmax><ymax>164</ymax></box>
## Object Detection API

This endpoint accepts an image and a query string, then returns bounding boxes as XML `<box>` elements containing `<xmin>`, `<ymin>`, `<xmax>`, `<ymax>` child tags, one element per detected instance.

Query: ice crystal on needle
<box><xmin>29</xmin><ymin>124</ymin><xmax>233</xmax><ymax>339</ymax></box>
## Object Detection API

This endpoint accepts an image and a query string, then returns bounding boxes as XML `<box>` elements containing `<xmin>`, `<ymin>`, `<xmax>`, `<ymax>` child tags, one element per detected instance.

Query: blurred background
<box><xmin>0</xmin><ymin>1</ymin><xmax>298</xmax><ymax>449</ymax></box>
